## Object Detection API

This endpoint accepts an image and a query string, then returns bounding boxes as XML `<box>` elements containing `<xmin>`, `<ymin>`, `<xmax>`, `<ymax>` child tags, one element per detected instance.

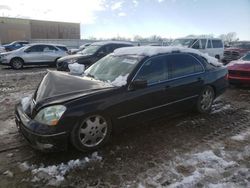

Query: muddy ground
<box><xmin>0</xmin><ymin>66</ymin><xmax>249</xmax><ymax>188</ymax></box>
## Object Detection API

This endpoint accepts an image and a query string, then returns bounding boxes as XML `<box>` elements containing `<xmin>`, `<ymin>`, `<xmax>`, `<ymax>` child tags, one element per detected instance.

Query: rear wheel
<box><xmin>71</xmin><ymin>114</ymin><xmax>112</xmax><ymax>152</ymax></box>
<box><xmin>197</xmin><ymin>86</ymin><xmax>215</xmax><ymax>113</ymax></box>
<box><xmin>11</xmin><ymin>58</ymin><xmax>24</xmax><ymax>69</ymax></box>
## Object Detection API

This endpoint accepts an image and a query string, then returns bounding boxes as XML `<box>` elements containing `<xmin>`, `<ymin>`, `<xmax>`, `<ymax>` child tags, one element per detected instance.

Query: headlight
<box><xmin>34</xmin><ymin>105</ymin><xmax>66</xmax><ymax>126</ymax></box>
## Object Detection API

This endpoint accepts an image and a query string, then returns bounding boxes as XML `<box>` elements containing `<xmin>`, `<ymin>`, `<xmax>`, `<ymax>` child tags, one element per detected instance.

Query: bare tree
<box><xmin>219</xmin><ymin>32</ymin><xmax>239</xmax><ymax>44</ymax></box>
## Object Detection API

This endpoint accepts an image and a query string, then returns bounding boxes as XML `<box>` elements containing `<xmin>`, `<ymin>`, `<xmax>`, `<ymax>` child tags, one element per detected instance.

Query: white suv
<box><xmin>172</xmin><ymin>37</ymin><xmax>224</xmax><ymax>60</ymax></box>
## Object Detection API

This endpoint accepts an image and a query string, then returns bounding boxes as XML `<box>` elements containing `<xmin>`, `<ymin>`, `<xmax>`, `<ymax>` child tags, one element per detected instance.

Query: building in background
<box><xmin>0</xmin><ymin>17</ymin><xmax>80</xmax><ymax>44</ymax></box>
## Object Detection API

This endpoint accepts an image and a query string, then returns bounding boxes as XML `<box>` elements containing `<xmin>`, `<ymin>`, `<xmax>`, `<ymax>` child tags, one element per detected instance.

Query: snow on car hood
<box><xmin>114</xmin><ymin>46</ymin><xmax>223</xmax><ymax>67</ymax></box>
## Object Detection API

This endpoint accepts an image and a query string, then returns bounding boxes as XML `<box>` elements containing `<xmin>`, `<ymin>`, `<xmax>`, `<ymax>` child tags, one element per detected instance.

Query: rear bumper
<box><xmin>15</xmin><ymin>104</ymin><xmax>69</xmax><ymax>151</ymax></box>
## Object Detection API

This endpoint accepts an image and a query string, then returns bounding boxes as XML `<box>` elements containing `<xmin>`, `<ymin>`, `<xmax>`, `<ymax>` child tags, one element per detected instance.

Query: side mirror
<box><xmin>130</xmin><ymin>79</ymin><xmax>147</xmax><ymax>90</ymax></box>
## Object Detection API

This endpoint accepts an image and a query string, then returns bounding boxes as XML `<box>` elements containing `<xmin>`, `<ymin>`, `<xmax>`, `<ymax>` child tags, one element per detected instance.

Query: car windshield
<box><xmin>242</xmin><ymin>53</ymin><xmax>250</xmax><ymax>61</ymax></box>
<box><xmin>85</xmin><ymin>55</ymin><xmax>141</xmax><ymax>84</ymax></box>
<box><xmin>172</xmin><ymin>39</ymin><xmax>196</xmax><ymax>47</ymax></box>
<box><xmin>80</xmin><ymin>45</ymin><xmax>101</xmax><ymax>55</ymax></box>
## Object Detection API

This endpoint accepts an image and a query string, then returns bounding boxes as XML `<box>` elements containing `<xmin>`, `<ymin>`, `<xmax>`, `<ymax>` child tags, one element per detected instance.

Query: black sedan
<box><xmin>15</xmin><ymin>46</ymin><xmax>228</xmax><ymax>152</ymax></box>
<box><xmin>56</xmin><ymin>41</ymin><xmax>133</xmax><ymax>71</ymax></box>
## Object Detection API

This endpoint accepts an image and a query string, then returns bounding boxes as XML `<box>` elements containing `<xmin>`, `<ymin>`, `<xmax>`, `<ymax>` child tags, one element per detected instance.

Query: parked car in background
<box><xmin>3</xmin><ymin>41</ymin><xmax>29</xmax><ymax>51</ymax></box>
<box><xmin>227</xmin><ymin>53</ymin><xmax>250</xmax><ymax>85</ymax></box>
<box><xmin>222</xmin><ymin>41</ymin><xmax>250</xmax><ymax>64</ymax></box>
<box><xmin>15</xmin><ymin>46</ymin><xmax>228</xmax><ymax>152</ymax></box>
<box><xmin>68</xmin><ymin>43</ymin><xmax>91</xmax><ymax>54</ymax></box>
<box><xmin>171</xmin><ymin>37</ymin><xmax>224</xmax><ymax>60</ymax></box>
<box><xmin>57</xmin><ymin>41</ymin><xmax>133</xmax><ymax>71</ymax></box>
<box><xmin>0</xmin><ymin>45</ymin><xmax>5</xmax><ymax>53</ymax></box>
<box><xmin>0</xmin><ymin>43</ymin><xmax>68</xmax><ymax>69</ymax></box>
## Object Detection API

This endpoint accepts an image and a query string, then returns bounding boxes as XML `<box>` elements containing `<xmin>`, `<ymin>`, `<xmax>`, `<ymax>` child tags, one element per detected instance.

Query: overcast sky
<box><xmin>0</xmin><ymin>0</ymin><xmax>249</xmax><ymax>40</ymax></box>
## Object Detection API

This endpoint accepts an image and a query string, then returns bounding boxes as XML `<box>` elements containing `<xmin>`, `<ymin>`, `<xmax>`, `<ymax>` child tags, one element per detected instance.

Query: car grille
<box><xmin>229</xmin><ymin>70</ymin><xmax>250</xmax><ymax>78</ymax></box>
<box><xmin>223</xmin><ymin>51</ymin><xmax>240</xmax><ymax>60</ymax></box>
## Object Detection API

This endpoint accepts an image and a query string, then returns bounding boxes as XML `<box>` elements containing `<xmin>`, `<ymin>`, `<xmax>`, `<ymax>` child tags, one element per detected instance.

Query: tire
<box><xmin>71</xmin><ymin>114</ymin><xmax>112</xmax><ymax>152</ymax></box>
<box><xmin>197</xmin><ymin>86</ymin><xmax>215</xmax><ymax>113</ymax></box>
<box><xmin>11</xmin><ymin>58</ymin><xmax>24</xmax><ymax>70</ymax></box>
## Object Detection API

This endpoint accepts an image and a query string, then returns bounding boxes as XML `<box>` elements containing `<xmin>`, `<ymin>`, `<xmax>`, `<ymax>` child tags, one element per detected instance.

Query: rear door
<box><xmin>22</xmin><ymin>45</ymin><xmax>44</xmax><ymax>63</ymax></box>
<box><xmin>162</xmin><ymin>53</ymin><xmax>205</xmax><ymax>113</ymax></box>
<box><xmin>42</xmin><ymin>45</ymin><xmax>59</xmax><ymax>62</ymax></box>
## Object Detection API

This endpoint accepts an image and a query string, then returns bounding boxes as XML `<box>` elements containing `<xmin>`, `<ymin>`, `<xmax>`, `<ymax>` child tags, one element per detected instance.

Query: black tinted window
<box><xmin>212</xmin><ymin>40</ymin><xmax>223</xmax><ymax>48</ymax></box>
<box><xmin>169</xmin><ymin>54</ymin><xmax>203</xmax><ymax>78</ymax></box>
<box><xmin>136</xmin><ymin>56</ymin><xmax>167</xmax><ymax>84</ymax></box>
<box><xmin>26</xmin><ymin>45</ymin><xmax>44</xmax><ymax>52</ymax></box>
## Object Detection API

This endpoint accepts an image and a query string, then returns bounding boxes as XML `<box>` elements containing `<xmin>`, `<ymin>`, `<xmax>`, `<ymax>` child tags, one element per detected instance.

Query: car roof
<box><xmin>90</xmin><ymin>41</ymin><xmax>133</xmax><ymax>46</ymax></box>
<box><xmin>114</xmin><ymin>46</ymin><xmax>222</xmax><ymax>67</ymax></box>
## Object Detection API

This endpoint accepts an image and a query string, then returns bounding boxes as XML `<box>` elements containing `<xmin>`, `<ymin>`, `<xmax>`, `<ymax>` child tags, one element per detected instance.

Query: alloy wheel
<box><xmin>12</xmin><ymin>59</ymin><xmax>23</xmax><ymax>69</ymax></box>
<box><xmin>78</xmin><ymin>115</ymin><xmax>108</xmax><ymax>147</ymax></box>
<box><xmin>200</xmin><ymin>88</ymin><xmax>214</xmax><ymax>111</ymax></box>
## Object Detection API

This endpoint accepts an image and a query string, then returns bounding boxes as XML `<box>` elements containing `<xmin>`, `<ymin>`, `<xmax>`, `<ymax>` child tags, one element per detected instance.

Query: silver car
<box><xmin>0</xmin><ymin>43</ymin><xmax>68</xmax><ymax>69</ymax></box>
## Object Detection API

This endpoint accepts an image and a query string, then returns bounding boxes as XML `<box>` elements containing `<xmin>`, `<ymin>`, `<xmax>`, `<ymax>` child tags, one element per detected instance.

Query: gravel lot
<box><xmin>0</xmin><ymin>66</ymin><xmax>249</xmax><ymax>188</ymax></box>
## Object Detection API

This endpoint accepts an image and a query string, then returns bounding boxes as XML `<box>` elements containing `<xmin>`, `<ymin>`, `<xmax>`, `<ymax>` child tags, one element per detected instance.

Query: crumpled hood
<box><xmin>34</xmin><ymin>71</ymin><xmax>114</xmax><ymax>107</ymax></box>
<box><xmin>58</xmin><ymin>53</ymin><xmax>91</xmax><ymax>62</ymax></box>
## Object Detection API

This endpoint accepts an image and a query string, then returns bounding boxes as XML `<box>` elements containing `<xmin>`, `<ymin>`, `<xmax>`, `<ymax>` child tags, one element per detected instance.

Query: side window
<box><xmin>47</xmin><ymin>45</ymin><xmax>58</xmax><ymax>51</ymax></box>
<box><xmin>15</xmin><ymin>43</ymin><xmax>21</xmax><ymax>47</ymax></box>
<box><xmin>201</xmin><ymin>39</ymin><xmax>207</xmax><ymax>49</ymax></box>
<box><xmin>135</xmin><ymin>56</ymin><xmax>167</xmax><ymax>84</ymax></box>
<box><xmin>207</xmin><ymin>40</ymin><xmax>212</xmax><ymax>48</ymax></box>
<box><xmin>169</xmin><ymin>54</ymin><xmax>204</xmax><ymax>79</ymax></box>
<box><xmin>212</xmin><ymin>40</ymin><xmax>223</xmax><ymax>48</ymax></box>
<box><xmin>192</xmin><ymin>39</ymin><xmax>201</xmax><ymax>49</ymax></box>
<box><xmin>105</xmin><ymin>44</ymin><xmax>116</xmax><ymax>53</ymax></box>
<box><xmin>26</xmin><ymin>45</ymin><xmax>44</xmax><ymax>52</ymax></box>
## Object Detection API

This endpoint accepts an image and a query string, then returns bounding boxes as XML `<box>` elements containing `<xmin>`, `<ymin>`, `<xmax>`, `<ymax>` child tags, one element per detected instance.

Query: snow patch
<box><xmin>114</xmin><ymin>46</ymin><xmax>223</xmax><ymax>67</ymax></box>
<box><xmin>22</xmin><ymin>152</ymin><xmax>102</xmax><ymax>186</ymax></box>
<box><xmin>109</xmin><ymin>73</ymin><xmax>129</xmax><ymax>87</ymax></box>
<box><xmin>68</xmin><ymin>63</ymin><xmax>85</xmax><ymax>75</ymax></box>
<box><xmin>21</xmin><ymin>95</ymin><xmax>32</xmax><ymax>111</ymax></box>
<box><xmin>211</xmin><ymin>104</ymin><xmax>232</xmax><ymax>114</ymax></box>
<box><xmin>231</xmin><ymin>128</ymin><xmax>250</xmax><ymax>141</ymax></box>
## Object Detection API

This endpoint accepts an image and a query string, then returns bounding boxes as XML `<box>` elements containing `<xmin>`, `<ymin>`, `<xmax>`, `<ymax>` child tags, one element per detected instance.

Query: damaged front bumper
<box><xmin>15</xmin><ymin>104</ymin><xmax>69</xmax><ymax>151</ymax></box>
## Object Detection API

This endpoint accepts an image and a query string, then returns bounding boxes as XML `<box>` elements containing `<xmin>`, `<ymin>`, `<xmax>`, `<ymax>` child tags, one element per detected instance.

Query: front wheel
<box><xmin>71</xmin><ymin>114</ymin><xmax>112</xmax><ymax>152</ymax></box>
<box><xmin>11</xmin><ymin>58</ymin><xmax>24</xmax><ymax>69</ymax></box>
<box><xmin>197</xmin><ymin>86</ymin><xmax>215</xmax><ymax>113</ymax></box>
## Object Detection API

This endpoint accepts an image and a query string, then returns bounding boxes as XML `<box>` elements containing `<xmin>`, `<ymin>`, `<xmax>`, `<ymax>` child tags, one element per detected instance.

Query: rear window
<box><xmin>212</xmin><ymin>40</ymin><xmax>223</xmax><ymax>48</ymax></box>
<box><xmin>57</xmin><ymin>46</ymin><xmax>68</xmax><ymax>51</ymax></box>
